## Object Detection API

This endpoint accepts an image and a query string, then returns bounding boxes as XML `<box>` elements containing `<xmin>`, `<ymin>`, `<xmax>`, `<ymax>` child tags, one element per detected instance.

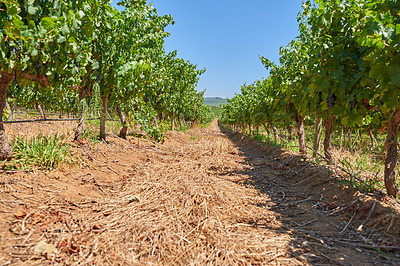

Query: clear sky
<box><xmin>114</xmin><ymin>1</ymin><xmax>303</xmax><ymax>99</ymax></box>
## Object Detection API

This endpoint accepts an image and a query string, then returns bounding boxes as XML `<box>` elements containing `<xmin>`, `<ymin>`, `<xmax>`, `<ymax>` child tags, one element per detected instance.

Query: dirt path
<box><xmin>1</xmin><ymin>119</ymin><xmax>400</xmax><ymax>265</ymax></box>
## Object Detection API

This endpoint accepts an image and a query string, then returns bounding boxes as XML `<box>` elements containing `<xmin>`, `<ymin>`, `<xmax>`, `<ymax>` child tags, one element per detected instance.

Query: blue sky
<box><xmin>114</xmin><ymin>1</ymin><xmax>303</xmax><ymax>98</ymax></box>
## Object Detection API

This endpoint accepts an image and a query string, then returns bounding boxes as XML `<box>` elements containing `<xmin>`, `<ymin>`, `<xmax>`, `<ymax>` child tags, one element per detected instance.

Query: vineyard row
<box><xmin>0</xmin><ymin>0</ymin><xmax>214</xmax><ymax>160</ymax></box>
<box><xmin>220</xmin><ymin>0</ymin><xmax>400</xmax><ymax>197</ymax></box>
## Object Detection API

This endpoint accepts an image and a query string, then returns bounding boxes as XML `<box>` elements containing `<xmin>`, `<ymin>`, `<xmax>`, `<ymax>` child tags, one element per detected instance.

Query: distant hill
<box><xmin>204</xmin><ymin>97</ymin><xmax>228</xmax><ymax>107</ymax></box>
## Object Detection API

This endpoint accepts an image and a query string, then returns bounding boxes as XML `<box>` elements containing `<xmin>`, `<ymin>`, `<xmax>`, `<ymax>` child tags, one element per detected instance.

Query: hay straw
<box><xmin>68</xmin><ymin>121</ymin><xmax>300</xmax><ymax>265</ymax></box>
<box><xmin>3</xmin><ymin>120</ymin><xmax>399</xmax><ymax>265</ymax></box>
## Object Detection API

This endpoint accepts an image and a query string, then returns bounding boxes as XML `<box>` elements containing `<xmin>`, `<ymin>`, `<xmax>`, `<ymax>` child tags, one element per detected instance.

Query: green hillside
<box><xmin>203</xmin><ymin>97</ymin><xmax>228</xmax><ymax>107</ymax></box>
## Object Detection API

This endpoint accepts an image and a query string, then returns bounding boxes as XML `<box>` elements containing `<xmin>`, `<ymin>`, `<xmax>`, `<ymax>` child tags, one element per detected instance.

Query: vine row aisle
<box><xmin>0</xmin><ymin>120</ymin><xmax>399</xmax><ymax>264</ymax></box>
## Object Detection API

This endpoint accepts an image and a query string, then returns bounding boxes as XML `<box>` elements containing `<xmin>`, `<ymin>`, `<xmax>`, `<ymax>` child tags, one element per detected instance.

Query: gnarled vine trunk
<box><xmin>264</xmin><ymin>123</ymin><xmax>270</xmax><ymax>135</ymax></box>
<box><xmin>0</xmin><ymin>69</ymin><xmax>49</xmax><ymax>158</ymax></box>
<box><xmin>384</xmin><ymin>110</ymin><xmax>400</xmax><ymax>197</ymax></box>
<box><xmin>323</xmin><ymin>113</ymin><xmax>335</xmax><ymax>162</ymax></box>
<box><xmin>154</xmin><ymin>114</ymin><xmax>159</xmax><ymax>128</ymax></box>
<box><xmin>100</xmin><ymin>94</ymin><xmax>109</xmax><ymax>140</ymax></box>
<box><xmin>35</xmin><ymin>101</ymin><xmax>46</xmax><ymax>119</ymax></box>
<box><xmin>74</xmin><ymin>86</ymin><xmax>93</xmax><ymax>142</ymax></box>
<box><xmin>116</xmin><ymin>104</ymin><xmax>128</xmax><ymax>139</ymax></box>
<box><xmin>171</xmin><ymin>112</ymin><xmax>175</xmax><ymax>131</ymax></box>
<box><xmin>367</xmin><ymin>128</ymin><xmax>376</xmax><ymax>150</ymax></box>
<box><xmin>0</xmin><ymin>71</ymin><xmax>14</xmax><ymax>160</ymax></box>
<box><xmin>287</xmin><ymin>124</ymin><xmax>294</xmax><ymax>141</ymax></box>
<box><xmin>271</xmin><ymin>123</ymin><xmax>279</xmax><ymax>143</ymax></box>
<box><xmin>191</xmin><ymin>117</ymin><xmax>199</xmax><ymax>128</ymax></box>
<box><xmin>74</xmin><ymin>97</ymin><xmax>85</xmax><ymax>142</ymax></box>
<box><xmin>313</xmin><ymin>117</ymin><xmax>323</xmax><ymax>158</ymax></box>
<box><xmin>74</xmin><ymin>115</ymin><xmax>85</xmax><ymax>143</ymax></box>
<box><xmin>345</xmin><ymin>127</ymin><xmax>352</xmax><ymax>149</ymax></box>
<box><xmin>295</xmin><ymin>114</ymin><xmax>306</xmax><ymax>155</ymax></box>
<box><xmin>177</xmin><ymin>115</ymin><xmax>182</xmax><ymax>129</ymax></box>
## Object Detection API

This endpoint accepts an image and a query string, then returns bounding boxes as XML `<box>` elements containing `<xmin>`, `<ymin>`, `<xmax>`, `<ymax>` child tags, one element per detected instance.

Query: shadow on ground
<box><xmin>219</xmin><ymin>124</ymin><xmax>400</xmax><ymax>265</ymax></box>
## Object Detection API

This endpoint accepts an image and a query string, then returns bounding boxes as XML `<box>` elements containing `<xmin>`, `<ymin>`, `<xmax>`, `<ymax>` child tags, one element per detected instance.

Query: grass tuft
<box><xmin>4</xmin><ymin>134</ymin><xmax>73</xmax><ymax>171</ymax></box>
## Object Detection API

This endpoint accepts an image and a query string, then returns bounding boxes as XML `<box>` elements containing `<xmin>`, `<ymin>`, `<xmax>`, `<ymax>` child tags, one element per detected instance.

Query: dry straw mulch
<box><xmin>1</xmin><ymin>120</ymin><xmax>400</xmax><ymax>265</ymax></box>
<box><xmin>78</xmin><ymin>132</ymin><xmax>301</xmax><ymax>265</ymax></box>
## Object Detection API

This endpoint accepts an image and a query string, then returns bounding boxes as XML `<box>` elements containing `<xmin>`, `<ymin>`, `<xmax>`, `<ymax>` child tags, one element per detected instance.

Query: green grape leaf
<box><xmin>7</xmin><ymin>5</ymin><xmax>19</xmax><ymax>16</ymax></box>
<box><xmin>388</xmin><ymin>64</ymin><xmax>400</xmax><ymax>86</ymax></box>
<box><xmin>27</xmin><ymin>5</ymin><xmax>38</xmax><ymax>15</ymax></box>
<box><xmin>57</xmin><ymin>35</ymin><xmax>66</xmax><ymax>43</ymax></box>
